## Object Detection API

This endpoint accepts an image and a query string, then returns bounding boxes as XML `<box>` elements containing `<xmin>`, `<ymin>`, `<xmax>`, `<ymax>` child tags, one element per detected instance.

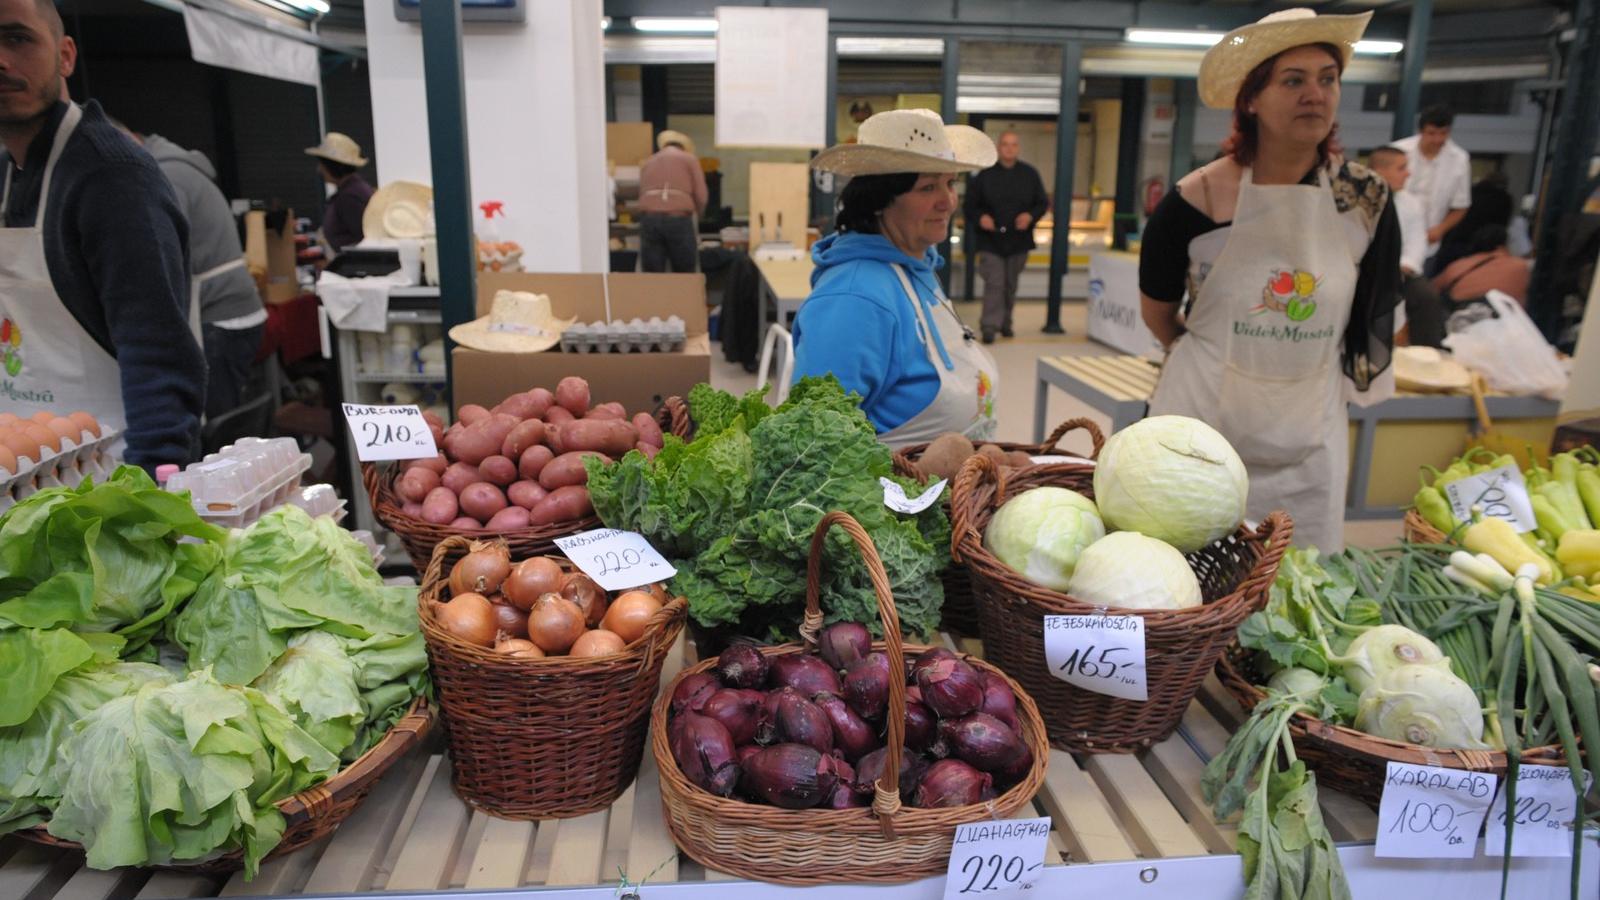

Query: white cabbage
<box><xmin>1066</xmin><ymin>532</ymin><xmax>1203</xmax><ymax>611</ymax></box>
<box><xmin>983</xmin><ymin>487</ymin><xmax>1105</xmax><ymax>590</ymax></box>
<box><xmin>1093</xmin><ymin>416</ymin><xmax>1249</xmax><ymax>553</ymax></box>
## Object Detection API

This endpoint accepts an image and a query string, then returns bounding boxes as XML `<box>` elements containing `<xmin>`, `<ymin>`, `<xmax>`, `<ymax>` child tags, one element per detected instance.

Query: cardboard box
<box><xmin>244</xmin><ymin>209</ymin><xmax>301</xmax><ymax>305</ymax></box>
<box><xmin>606</xmin><ymin>122</ymin><xmax>656</xmax><ymax>168</ymax></box>
<box><xmin>452</xmin><ymin>271</ymin><xmax>710</xmax><ymax>416</ymax></box>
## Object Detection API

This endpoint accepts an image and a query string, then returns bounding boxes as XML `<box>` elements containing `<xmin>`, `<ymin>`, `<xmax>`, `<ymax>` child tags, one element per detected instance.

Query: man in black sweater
<box><xmin>963</xmin><ymin>131</ymin><xmax>1049</xmax><ymax>343</ymax></box>
<box><xmin>0</xmin><ymin>0</ymin><xmax>203</xmax><ymax>470</ymax></box>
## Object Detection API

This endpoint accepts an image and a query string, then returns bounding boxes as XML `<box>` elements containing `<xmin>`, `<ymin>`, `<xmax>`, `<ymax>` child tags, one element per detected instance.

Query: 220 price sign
<box><xmin>942</xmin><ymin>818</ymin><xmax>1051</xmax><ymax>899</ymax></box>
<box><xmin>554</xmin><ymin>528</ymin><xmax>677</xmax><ymax>592</ymax></box>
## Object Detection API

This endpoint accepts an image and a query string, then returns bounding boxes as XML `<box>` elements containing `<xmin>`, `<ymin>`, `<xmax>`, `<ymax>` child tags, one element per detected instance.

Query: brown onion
<box><xmin>432</xmin><ymin>593</ymin><xmax>496</xmax><ymax>646</ymax></box>
<box><xmin>701</xmin><ymin>688</ymin><xmax>765</xmax><ymax>745</ymax></box>
<box><xmin>916</xmin><ymin>657</ymin><xmax>984</xmax><ymax>719</ymax></box>
<box><xmin>560</xmin><ymin>573</ymin><xmax>608</xmax><ymax>627</ymax></box>
<box><xmin>570</xmin><ymin>628</ymin><xmax>626</xmax><ymax>658</ymax></box>
<box><xmin>671</xmin><ymin>672</ymin><xmax>722</xmax><ymax>715</ymax></box>
<box><xmin>937</xmin><ymin>713</ymin><xmax>1028</xmax><ymax>774</ymax></box>
<box><xmin>978</xmin><ymin>672</ymin><xmax>1021</xmax><ymax>733</ymax></box>
<box><xmin>914</xmin><ymin>759</ymin><xmax>994</xmax><ymax>809</ymax></box>
<box><xmin>842</xmin><ymin>652</ymin><xmax>892</xmax><ymax>722</ymax></box>
<box><xmin>812</xmin><ymin>692</ymin><xmax>878</xmax><ymax>762</ymax></box>
<box><xmin>769</xmin><ymin>654</ymin><xmax>841</xmax><ymax>697</ymax></box>
<box><xmin>773</xmin><ymin>692</ymin><xmax>833</xmax><ymax>755</ymax></box>
<box><xmin>490</xmin><ymin>598</ymin><xmax>528</xmax><ymax>639</ymax></box>
<box><xmin>670</xmin><ymin>712</ymin><xmax>741</xmax><ymax>797</ymax></box>
<box><xmin>504</xmin><ymin>557</ymin><xmax>565</xmax><ymax>610</ymax></box>
<box><xmin>716</xmin><ymin>642</ymin><xmax>769</xmax><ymax>689</ymax></box>
<box><xmin>817</xmin><ymin>622</ymin><xmax>871</xmax><ymax>670</ymax></box>
<box><xmin>853</xmin><ymin>746</ymin><xmax>927</xmax><ymax>799</ymax></box>
<box><xmin>601</xmin><ymin>591</ymin><xmax>662</xmax><ymax>643</ymax></box>
<box><xmin>449</xmin><ymin>541</ymin><xmax>511</xmax><ymax>596</ymax></box>
<box><xmin>739</xmin><ymin>743</ymin><xmax>839</xmax><ymax>809</ymax></box>
<box><xmin>527</xmin><ymin>592</ymin><xmax>586</xmax><ymax>654</ymax></box>
<box><xmin>493</xmin><ymin>634</ymin><xmax>541</xmax><ymax>656</ymax></box>
<box><xmin>903</xmin><ymin>699</ymin><xmax>939</xmax><ymax>752</ymax></box>
<box><xmin>646</xmin><ymin>582</ymin><xmax>672</xmax><ymax>605</ymax></box>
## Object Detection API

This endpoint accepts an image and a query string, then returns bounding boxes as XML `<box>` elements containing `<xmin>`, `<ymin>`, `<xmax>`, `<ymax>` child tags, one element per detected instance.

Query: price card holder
<box><xmin>554</xmin><ymin>528</ymin><xmax>678</xmax><ymax>592</ymax></box>
<box><xmin>1484</xmin><ymin>765</ymin><xmax>1592</xmax><ymax>857</ymax></box>
<box><xmin>942</xmin><ymin>816</ymin><xmax>1051</xmax><ymax>899</ymax></box>
<box><xmin>1376</xmin><ymin>762</ymin><xmax>1497</xmax><ymax>858</ymax></box>
<box><xmin>1443</xmin><ymin>464</ymin><xmax>1537</xmax><ymax>533</ymax></box>
<box><xmin>1029</xmin><ymin>455</ymin><xmax>1095</xmax><ymax>466</ymax></box>
<box><xmin>1042</xmin><ymin>615</ymin><xmax>1147</xmax><ymax>702</ymax></box>
<box><xmin>341</xmin><ymin>404</ymin><xmax>439</xmax><ymax>462</ymax></box>
<box><xmin>881</xmin><ymin>476</ymin><xmax>945</xmax><ymax>515</ymax></box>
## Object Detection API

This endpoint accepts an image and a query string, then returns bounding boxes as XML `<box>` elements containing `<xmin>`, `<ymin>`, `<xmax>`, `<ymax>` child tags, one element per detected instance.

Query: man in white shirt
<box><xmin>1390</xmin><ymin>105</ymin><xmax>1472</xmax><ymax>272</ymax></box>
<box><xmin>1371</xmin><ymin>146</ymin><xmax>1446</xmax><ymax>346</ymax></box>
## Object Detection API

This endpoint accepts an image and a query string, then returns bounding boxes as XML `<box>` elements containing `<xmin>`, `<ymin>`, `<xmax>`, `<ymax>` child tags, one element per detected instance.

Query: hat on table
<box><xmin>1198</xmin><ymin>9</ymin><xmax>1372</xmax><ymax>110</ymax></box>
<box><xmin>363</xmin><ymin>181</ymin><xmax>435</xmax><ymax>240</ymax></box>
<box><xmin>304</xmin><ymin>132</ymin><xmax>369</xmax><ymax>167</ymax></box>
<box><xmin>448</xmin><ymin>291</ymin><xmax>575</xmax><ymax>354</ymax></box>
<box><xmin>811</xmin><ymin>108</ymin><xmax>997</xmax><ymax>176</ymax></box>
<box><xmin>1394</xmin><ymin>346</ymin><xmax>1472</xmax><ymax>393</ymax></box>
<box><xmin>657</xmin><ymin>130</ymin><xmax>697</xmax><ymax>156</ymax></box>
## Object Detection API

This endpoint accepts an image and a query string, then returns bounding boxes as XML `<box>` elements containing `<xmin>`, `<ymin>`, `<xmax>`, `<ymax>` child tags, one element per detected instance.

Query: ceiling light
<box><xmin>1354</xmin><ymin>39</ymin><xmax>1404</xmax><ymax>55</ymax></box>
<box><xmin>633</xmin><ymin>17</ymin><xmax>718</xmax><ymax>34</ymax></box>
<box><xmin>602</xmin><ymin>16</ymin><xmax>611</xmax><ymax>30</ymax></box>
<box><xmin>1126</xmin><ymin>28</ymin><xmax>1402</xmax><ymax>55</ymax></box>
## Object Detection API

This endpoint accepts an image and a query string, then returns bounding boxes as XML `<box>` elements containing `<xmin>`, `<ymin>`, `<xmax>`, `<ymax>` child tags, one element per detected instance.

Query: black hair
<box><xmin>849</xmin><ymin>100</ymin><xmax>874</xmax><ymax>117</ymax></box>
<box><xmin>1419</xmin><ymin>104</ymin><xmax>1455</xmax><ymax>129</ymax></box>
<box><xmin>1467</xmin><ymin>224</ymin><xmax>1509</xmax><ymax>255</ymax></box>
<box><xmin>834</xmin><ymin>172</ymin><xmax>919</xmax><ymax>234</ymax></box>
<box><xmin>320</xmin><ymin>159</ymin><xmax>360</xmax><ymax>180</ymax></box>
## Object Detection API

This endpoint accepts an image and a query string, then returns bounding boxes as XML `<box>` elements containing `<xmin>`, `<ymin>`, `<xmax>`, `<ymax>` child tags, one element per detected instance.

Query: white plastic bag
<box><xmin>1442</xmin><ymin>290</ymin><xmax>1568</xmax><ymax>400</ymax></box>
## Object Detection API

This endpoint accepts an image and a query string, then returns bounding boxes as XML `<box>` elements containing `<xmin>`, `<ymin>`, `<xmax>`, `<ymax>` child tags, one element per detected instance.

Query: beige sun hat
<box><xmin>448</xmin><ymin>291</ymin><xmax>575</xmax><ymax>354</ymax></box>
<box><xmin>1394</xmin><ymin>346</ymin><xmax>1472</xmax><ymax>393</ymax></box>
<box><xmin>303</xmin><ymin>132</ymin><xmax>368</xmax><ymax>168</ymax></box>
<box><xmin>363</xmin><ymin>181</ymin><xmax>435</xmax><ymax>240</ymax></box>
<box><xmin>811</xmin><ymin>108</ymin><xmax>998</xmax><ymax>176</ymax></box>
<box><xmin>1198</xmin><ymin>9</ymin><xmax>1373</xmax><ymax>109</ymax></box>
<box><xmin>657</xmin><ymin>130</ymin><xmax>697</xmax><ymax>156</ymax></box>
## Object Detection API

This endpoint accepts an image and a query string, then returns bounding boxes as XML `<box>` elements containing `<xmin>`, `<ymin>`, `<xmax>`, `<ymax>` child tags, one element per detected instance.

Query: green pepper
<box><xmin>1533</xmin><ymin>480</ymin><xmax>1591</xmax><ymax>534</ymax></box>
<box><xmin>1577</xmin><ymin>467</ymin><xmax>1600</xmax><ymax>529</ymax></box>
<box><xmin>1414</xmin><ymin>487</ymin><xmax>1459</xmax><ymax>535</ymax></box>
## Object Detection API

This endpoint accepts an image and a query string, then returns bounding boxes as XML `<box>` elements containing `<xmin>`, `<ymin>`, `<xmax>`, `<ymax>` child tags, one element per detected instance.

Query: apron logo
<box><xmin>0</xmin><ymin>318</ymin><xmax>21</xmax><ymax>377</ymax></box>
<box><xmin>1254</xmin><ymin>269</ymin><xmax>1321</xmax><ymax>322</ymax></box>
<box><xmin>976</xmin><ymin>370</ymin><xmax>995</xmax><ymax>421</ymax></box>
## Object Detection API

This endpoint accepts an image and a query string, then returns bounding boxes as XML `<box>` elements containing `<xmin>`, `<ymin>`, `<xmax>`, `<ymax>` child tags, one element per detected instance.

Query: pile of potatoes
<box><xmin>393</xmin><ymin>376</ymin><xmax>663</xmax><ymax>531</ymax></box>
<box><xmin>914</xmin><ymin>432</ymin><xmax>1035</xmax><ymax>483</ymax></box>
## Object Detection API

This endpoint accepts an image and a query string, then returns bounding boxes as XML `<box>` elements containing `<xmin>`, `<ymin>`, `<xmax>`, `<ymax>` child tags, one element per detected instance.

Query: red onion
<box><xmin>842</xmin><ymin>652</ymin><xmax>891</xmax><ymax>722</ymax></box>
<box><xmin>670</xmin><ymin>673</ymin><xmax>722</xmax><ymax>715</ymax></box>
<box><xmin>812</xmin><ymin>692</ymin><xmax>878</xmax><ymax>762</ymax></box>
<box><xmin>993</xmin><ymin>740</ymin><xmax>1035</xmax><ymax>791</ymax></box>
<box><xmin>774</xmin><ymin>692</ymin><xmax>834</xmax><ymax>755</ymax></box>
<box><xmin>902</xmin><ymin>699</ymin><xmax>938</xmax><ymax>752</ymax></box>
<box><xmin>736</xmin><ymin>744</ymin><xmax>763</xmax><ymax>765</ymax></box>
<box><xmin>908</xmin><ymin>647</ymin><xmax>958</xmax><ymax>685</ymax></box>
<box><xmin>701</xmin><ymin>688</ymin><xmax>765</xmax><ymax>745</ymax></box>
<box><xmin>817</xmin><ymin>622</ymin><xmax>871</xmax><ymax>670</ymax></box>
<box><xmin>822</xmin><ymin>756</ymin><xmax>865</xmax><ymax>808</ymax></box>
<box><xmin>716</xmin><ymin>642</ymin><xmax>769</xmax><ymax>690</ymax></box>
<box><xmin>853</xmin><ymin>746</ymin><xmax>927</xmax><ymax>799</ymax></box>
<box><xmin>937</xmin><ymin>713</ymin><xmax>1028</xmax><ymax>774</ymax></box>
<box><xmin>757</xmin><ymin>687</ymin><xmax>803</xmax><ymax>745</ymax></box>
<box><xmin>978</xmin><ymin>672</ymin><xmax>1021</xmax><ymax>733</ymax></box>
<box><xmin>769</xmin><ymin>654</ymin><xmax>842</xmax><ymax>696</ymax></box>
<box><xmin>906</xmin><ymin>685</ymin><xmax>924</xmax><ymax>705</ymax></box>
<box><xmin>670</xmin><ymin>712</ymin><xmax>741</xmax><ymax>797</ymax></box>
<box><xmin>916</xmin><ymin>657</ymin><xmax>984</xmax><ymax>719</ymax></box>
<box><xmin>914</xmin><ymin>759</ymin><xmax>995</xmax><ymax>809</ymax></box>
<box><xmin>739</xmin><ymin>743</ymin><xmax>839</xmax><ymax>809</ymax></box>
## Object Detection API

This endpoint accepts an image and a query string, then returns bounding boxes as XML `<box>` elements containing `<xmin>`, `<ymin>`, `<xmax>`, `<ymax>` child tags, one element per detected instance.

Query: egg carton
<box><xmin>164</xmin><ymin>437</ymin><xmax>313</xmax><ymax>530</ymax></box>
<box><xmin>287</xmin><ymin>482</ymin><xmax>348</xmax><ymax>524</ymax></box>
<box><xmin>560</xmin><ymin>316</ymin><xmax>687</xmax><ymax>353</ymax></box>
<box><xmin>0</xmin><ymin>428</ymin><xmax>124</xmax><ymax>515</ymax></box>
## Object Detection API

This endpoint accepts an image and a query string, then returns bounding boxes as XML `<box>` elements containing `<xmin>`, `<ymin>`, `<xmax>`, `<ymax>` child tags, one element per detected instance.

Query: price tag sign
<box><xmin>341</xmin><ymin>404</ymin><xmax>439</xmax><ymax>462</ymax></box>
<box><xmin>1029</xmin><ymin>455</ymin><xmax>1095</xmax><ymax>466</ymax></box>
<box><xmin>942</xmin><ymin>817</ymin><xmax>1051</xmax><ymax>899</ymax></box>
<box><xmin>553</xmin><ymin>528</ymin><xmax>677</xmax><ymax>592</ymax></box>
<box><xmin>881</xmin><ymin>477</ymin><xmax>946</xmax><ymax>515</ymax></box>
<box><xmin>1376</xmin><ymin>762</ymin><xmax>1498</xmax><ymax>858</ymax></box>
<box><xmin>1443</xmin><ymin>464</ymin><xmax>1537</xmax><ymax>533</ymax></box>
<box><xmin>1042</xmin><ymin>615</ymin><xmax>1147</xmax><ymax>701</ymax></box>
<box><xmin>1484</xmin><ymin>765</ymin><xmax>1591</xmax><ymax>857</ymax></box>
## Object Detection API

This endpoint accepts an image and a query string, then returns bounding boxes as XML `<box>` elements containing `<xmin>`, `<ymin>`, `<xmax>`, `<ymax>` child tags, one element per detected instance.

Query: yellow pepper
<box><xmin>1463</xmin><ymin>516</ymin><xmax>1557</xmax><ymax>585</ymax></box>
<box><xmin>1556</xmin><ymin>529</ymin><xmax>1600</xmax><ymax>583</ymax></box>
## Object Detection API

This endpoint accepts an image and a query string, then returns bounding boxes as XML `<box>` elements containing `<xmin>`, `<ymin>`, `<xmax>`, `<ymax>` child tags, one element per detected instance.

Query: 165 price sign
<box><xmin>341</xmin><ymin>404</ymin><xmax>438</xmax><ymax>462</ymax></box>
<box><xmin>553</xmin><ymin>528</ymin><xmax>677</xmax><ymax>592</ymax></box>
<box><xmin>1042</xmin><ymin>615</ymin><xmax>1147</xmax><ymax>701</ymax></box>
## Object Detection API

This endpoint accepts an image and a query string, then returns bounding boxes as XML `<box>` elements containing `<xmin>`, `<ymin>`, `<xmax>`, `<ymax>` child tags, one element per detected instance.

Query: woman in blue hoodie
<box><xmin>794</xmin><ymin>109</ymin><xmax>1001</xmax><ymax>448</ymax></box>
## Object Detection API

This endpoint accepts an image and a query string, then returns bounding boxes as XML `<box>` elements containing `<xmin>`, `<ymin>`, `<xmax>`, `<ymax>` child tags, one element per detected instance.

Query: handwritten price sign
<box><xmin>1376</xmin><ymin>762</ymin><xmax>1497</xmax><ymax>858</ymax></box>
<box><xmin>1042</xmin><ymin>615</ymin><xmax>1147</xmax><ymax>702</ymax></box>
<box><xmin>942</xmin><ymin>817</ymin><xmax>1051</xmax><ymax>899</ymax></box>
<box><xmin>1443</xmin><ymin>464</ymin><xmax>1537</xmax><ymax>533</ymax></box>
<box><xmin>1484</xmin><ymin>765</ymin><xmax>1591</xmax><ymax>857</ymax></box>
<box><xmin>341</xmin><ymin>404</ymin><xmax>438</xmax><ymax>462</ymax></box>
<box><xmin>553</xmin><ymin>528</ymin><xmax>677</xmax><ymax>592</ymax></box>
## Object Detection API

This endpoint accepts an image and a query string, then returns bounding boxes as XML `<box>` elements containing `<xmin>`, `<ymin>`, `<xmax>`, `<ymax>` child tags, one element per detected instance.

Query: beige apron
<box><xmin>188</xmin><ymin>257</ymin><xmax>250</xmax><ymax>343</ymax></box>
<box><xmin>877</xmin><ymin>264</ymin><xmax>1000</xmax><ymax>449</ymax></box>
<box><xmin>1149</xmin><ymin>168</ymin><xmax>1359</xmax><ymax>551</ymax></box>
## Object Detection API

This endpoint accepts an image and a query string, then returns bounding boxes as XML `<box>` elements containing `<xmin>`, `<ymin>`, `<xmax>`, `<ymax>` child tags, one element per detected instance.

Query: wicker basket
<box><xmin>651</xmin><ymin>511</ymin><xmax>1049</xmax><ymax>885</ymax></box>
<box><xmin>1403</xmin><ymin>507</ymin><xmax>1450</xmax><ymax>544</ymax></box>
<box><xmin>951</xmin><ymin>454</ymin><xmax>1293</xmax><ymax>754</ymax></box>
<box><xmin>419</xmin><ymin>535</ymin><xmax>688</xmax><ymax>819</ymax></box>
<box><xmin>19</xmin><ymin>697</ymin><xmax>435</xmax><ymax>875</ymax></box>
<box><xmin>367</xmin><ymin>397</ymin><xmax>690</xmax><ymax>571</ymax></box>
<box><xmin>1216</xmin><ymin>646</ymin><xmax>1565</xmax><ymax>807</ymax></box>
<box><xmin>891</xmin><ymin>419</ymin><xmax>1107</xmax><ymax>637</ymax></box>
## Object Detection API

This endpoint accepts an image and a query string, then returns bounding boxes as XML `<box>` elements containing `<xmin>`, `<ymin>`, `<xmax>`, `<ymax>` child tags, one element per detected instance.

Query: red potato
<box><xmin>544</xmin><ymin>406</ymin><xmax>575</xmax><ymax>426</ymax></box>
<box><xmin>491</xmin><ymin>393</ymin><xmax>537</xmax><ymax>420</ymax></box>
<box><xmin>430</xmin><ymin>424</ymin><xmax>446</xmax><ymax>446</ymax></box>
<box><xmin>422</xmin><ymin>410</ymin><xmax>446</xmax><ymax>430</ymax></box>
<box><xmin>502</xmin><ymin>419</ymin><xmax>546</xmax><ymax>458</ymax></box>
<box><xmin>636</xmin><ymin>442</ymin><xmax>660</xmax><ymax>460</ymax></box>
<box><xmin>547</xmin><ymin>419</ymin><xmax>638</xmax><ymax>457</ymax></box>
<box><xmin>486</xmin><ymin>506</ymin><xmax>532</xmax><ymax>530</ymax></box>
<box><xmin>441</xmin><ymin>462</ymin><xmax>482</xmax><ymax>496</ymax></box>
<box><xmin>408</xmin><ymin>454</ymin><xmax>449</xmax><ymax>475</ymax></box>
<box><xmin>450</xmin><ymin>516</ymin><xmax>484</xmax><ymax>530</ymax></box>
<box><xmin>518</xmin><ymin>445</ymin><xmax>556</xmax><ymax>481</ymax></box>
<box><xmin>481</xmin><ymin>414</ymin><xmax>519</xmax><ymax>448</ymax></box>
<box><xmin>450</xmin><ymin>425</ymin><xmax>500</xmax><ymax>466</ymax></box>
<box><xmin>457</xmin><ymin>404</ymin><xmax>491</xmax><ymax>426</ymax></box>
<box><xmin>525</xmin><ymin>388</ymin><xmax>555</xmax><ymax>419</ymax></box>
<box><xmin>530</xmin><ymin>485</ymin><xmax>593</xmax><ymax>525</ymax></box>
<box><xmin>401</xmin><ymin>501</ymin><xmax>427</xmax><ymax>520</ymax></box>
<box><xmin>586</xmin><ymin>402</ymin><xmax>627</xmax><ymax>420</ymax></box>
<box><xmin>632</xmin><ymin>412</ymin><xmax>664</xmax><ymax>449</ymax></box>
<box><xmin>397</xmin><ymin>467</ymin><xmax>441</xmax><ymax>503</ymax></box>
<box><xmin>459</xmin><ymin>482</ymin><xmax>508</xmax><ymax>522</ymax></box>
<box><xmin>479</xmin><ymin>455</ymin><xmax>518</xmax><ymax>486</ymax></box>
<box><xmin>508</xmin><ymin>480</ymin><xmax>548</xmax><ymax>510</ymax></box>
<box><xmin>539</xmin><ymin>451</ymin><xmax>607</xmax><ymax>491</ymax></box>
<box><xmin>442</xmin><ymin>422</ymin><xmax>464</xmax><ymax>452</ymax></box>
<box><xmin>555</xmin><ymin>376</ymin><xmax>591</xmax><ymax>416</ymax></box>
<box><xmin>421</xmin><ymin>486</ymin><xmax>460</xmax><ymax>524</ymax></box>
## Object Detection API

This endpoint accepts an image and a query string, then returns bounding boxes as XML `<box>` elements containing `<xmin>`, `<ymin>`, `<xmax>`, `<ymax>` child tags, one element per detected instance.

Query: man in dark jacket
<box><xmin>963</xmin><ymin>131</ymin><xmax>1048</xmax><ymax>343</ymax></box>
<box><xmin>0</xmin><ymin>0</ymin><xmax>202</xmax><ymax>469</ymax></box>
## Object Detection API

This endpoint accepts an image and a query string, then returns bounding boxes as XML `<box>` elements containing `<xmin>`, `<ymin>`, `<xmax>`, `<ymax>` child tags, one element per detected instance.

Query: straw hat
<box><xmin>1198</xmin><ymin>9</ymin><xmax>1372</xmax><ymax>109</ymax></box>
<box><xmin>448</xmin><ymin>291</ymin><xmax>575</xmax><ymax>354</ymax></box>
<box><xmin>811</xmin><ymin>108</ymin><xmax>997</xmax><ymax>176</ymax></box>
<box><xmin>303</xmin><ymin>132</ymin><xmax>368</xmax><ymax>168</ymax></box>
<box><xmin>363</xmin><ymin>181</ymin><xmax>434</xmax><ymax>240</ymax></box>
<box><xmin>657</xmin><ymin>130</ymin><xmax>696</xmax><ymax>156</ymax></box>
<box><xmin>1394</xmin><ymin>346</ymin><xmax>1472</xmax><ymax>393</ymax></box>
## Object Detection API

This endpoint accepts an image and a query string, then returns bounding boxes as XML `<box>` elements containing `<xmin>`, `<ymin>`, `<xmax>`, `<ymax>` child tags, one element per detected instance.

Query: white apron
<box><xmin>0</xmin><ymin>104</ymin><xmax>127</xmax><ymax>434</ymax></box>
<box><xmin>878</xmin><ymin>264</ymin><xmax>1000</xmax><ymax>449</ymax></box>
<box><xmin>188</xmin><ymin>257</ymin><xmax>250</xmax><ymax>344</ymax></box>
<box><xmin>1149</xmin><ymin>168</ymin><xmax>1358</xmax><ymax>551</ymax></box>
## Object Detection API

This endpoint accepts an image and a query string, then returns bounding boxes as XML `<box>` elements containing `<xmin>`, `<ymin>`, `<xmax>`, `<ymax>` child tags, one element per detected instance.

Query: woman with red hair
<box><xmin>1137</xmin><ymin>9</ymin><xmax>1401</xmax><ymax>551</ymax></box>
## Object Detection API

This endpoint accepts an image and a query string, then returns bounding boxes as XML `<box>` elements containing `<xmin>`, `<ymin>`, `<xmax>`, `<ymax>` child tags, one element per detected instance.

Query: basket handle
<box><xmin>890</xmin><ymin>445</ymin><xmax>927</xmax><ymax>484</ymax></box>
<box><xmin>422</xmin><ymin>533</ymin><xmax>487</xmax><ymax>596</ymax></box>
<box><xmin>1038</xmin><ymin>417</ymin><xmax>1106</xmax><ymax>460</ymax></box>
<box><xmin>657</xmin><ymin>395</ymin><xmax>692</xmax><ymax>440</ymax></box>
<box><xmin>636</xmin><ymin>595</ymin><xmax>689</xmax><ymax>678</ymax></box>
<box><xmin>1235</xmin><ymin>510</ymin><xmax>1295</xmax><ymax>602</ymax></box>
<box><xmin>950</xmin><ymin>454</ymin><xmax>1007</xmax><ymax>565</ymax></box>
<box><xmin>803</xmin><ymin>512</ymin><xmax>906</xmax><ymax>839</ymax></box>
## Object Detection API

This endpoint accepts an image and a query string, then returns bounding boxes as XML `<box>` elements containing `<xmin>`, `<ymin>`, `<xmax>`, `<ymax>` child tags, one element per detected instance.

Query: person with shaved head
<box><xmin>962</xmin><ymin>129</ymin><xmax>1048</xmax><ymax>343</ymax></box>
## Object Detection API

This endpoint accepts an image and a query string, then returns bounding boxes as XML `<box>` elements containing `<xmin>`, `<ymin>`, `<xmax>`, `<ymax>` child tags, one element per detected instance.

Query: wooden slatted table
<box><xmin>4</xmin><ymin>637</ymin><xmax>1592</xmax><ymax>899</ymax></box>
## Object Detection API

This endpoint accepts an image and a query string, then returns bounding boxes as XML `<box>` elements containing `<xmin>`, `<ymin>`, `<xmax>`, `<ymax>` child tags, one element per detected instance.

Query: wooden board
<box><xmin>747</xmin><ymin>162</ymin><xmax>810</xmax><ymax>251</ymax></box>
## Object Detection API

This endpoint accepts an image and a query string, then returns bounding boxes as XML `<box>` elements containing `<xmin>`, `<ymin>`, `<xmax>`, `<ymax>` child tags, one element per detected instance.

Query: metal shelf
<box><xmin>352</xmin><ymin>372</ymin><xmax>448</xmax><ymax>384</ymax></box>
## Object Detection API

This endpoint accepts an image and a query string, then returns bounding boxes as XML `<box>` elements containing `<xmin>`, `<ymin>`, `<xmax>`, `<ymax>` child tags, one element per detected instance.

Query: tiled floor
<box><xmin>710</xmin><ymin>296</ymin><xmax>1404</xmax><ymax>549</ymax></box>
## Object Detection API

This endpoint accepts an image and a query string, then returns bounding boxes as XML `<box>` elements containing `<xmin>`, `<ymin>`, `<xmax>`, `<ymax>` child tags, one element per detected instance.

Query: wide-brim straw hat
<box><xmin>811</xmin><ymin>108</ymin><xmax>997</xmax><ymax>176</ymax></box>
<box><xmin>304</xmin><ymin>132</ymin><xmax>368</xmax><ymax>168</ymax></box>
<box><xmin>1198</xmin><ymin>9</ymin><xmax>1372</xmax><ymax>109</ymax></box>
<box><xmin>363</xmin><ymin>181</ymin><xmax>435</xmax><ymax>240</ymax></box>
<box><xmin>657</xmin><ymin>130</ymin><xmax>697</xmax><ymax>156</ymax></box>
<box><xmin>449</xmin><ymin>291</ymin><xmax>575</xmax><ymax>354</ymax></box>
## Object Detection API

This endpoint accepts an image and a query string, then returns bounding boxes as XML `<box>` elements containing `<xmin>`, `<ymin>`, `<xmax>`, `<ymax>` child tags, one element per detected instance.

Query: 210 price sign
<box><xmin>1042</xmin><ymin>615</ymin><xmax>1147</xmax><ymax>702</ymax></box>
<box><xmin>340</xmin><ymin>404</ymin><xmax>439</xmax><ymax>462</ymax></box>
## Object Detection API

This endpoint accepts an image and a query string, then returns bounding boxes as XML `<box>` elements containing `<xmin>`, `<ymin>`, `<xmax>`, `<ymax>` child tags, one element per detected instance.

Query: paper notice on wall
<box><xmin>714</xmin><ymin>7</ymin><xmax>828</xmax><ymax>148</ymax></box>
